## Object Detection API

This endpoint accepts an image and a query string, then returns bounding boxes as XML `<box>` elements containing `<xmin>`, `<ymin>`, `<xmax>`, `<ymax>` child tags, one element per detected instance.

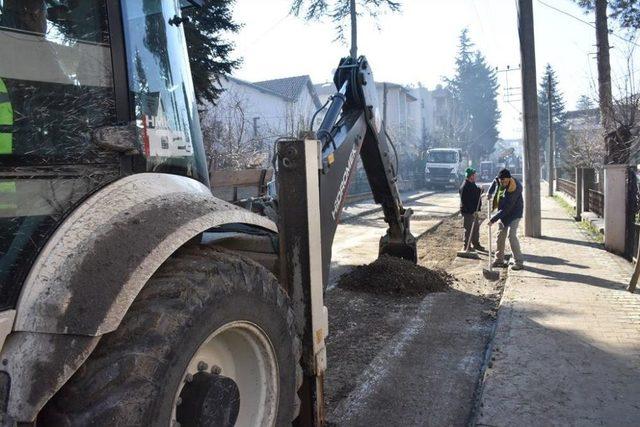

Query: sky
<box><xmin>226</xmin><ymin>0</ymin><xmax>640</xmax><ymax>140</ymax></box>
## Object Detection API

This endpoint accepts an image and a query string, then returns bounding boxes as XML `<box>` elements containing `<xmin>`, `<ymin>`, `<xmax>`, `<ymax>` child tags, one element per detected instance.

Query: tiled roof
<box><xmin>226</xmin><ymin>76</ymin><xmax>291</xmax><ymax>101</ymax></box>
<box><xmin>254</xmin><ymin>75</ymin><xmax>310</xmax><ymax>100</ymax></box>
<box><xmin>254</xmin><ymin>75</ymin><xmax>322</xmax><ymax>108</ymax></box>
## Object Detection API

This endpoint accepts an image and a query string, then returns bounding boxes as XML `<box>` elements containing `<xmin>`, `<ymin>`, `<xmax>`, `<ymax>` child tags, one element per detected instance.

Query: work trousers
<box><xmin>495</xmin><ymin>218</ymin><xmax>523</xmax><ymax>264</ymax></box>
<box><xmin>462</xmin><ymin>213</ymin><xmax>480</xmax><ymax>249</ymax></box>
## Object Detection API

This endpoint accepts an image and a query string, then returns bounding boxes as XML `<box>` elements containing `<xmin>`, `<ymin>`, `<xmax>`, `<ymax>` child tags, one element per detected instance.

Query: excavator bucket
<box><xmin>378</xmin><ymin>206</ymin><xmax>417</xmax><ymax>263</ymax></box>
<box><xmin>379</xmin><ymin>235</ymin><xmax>418</xmax><ymax>263</ymax></box>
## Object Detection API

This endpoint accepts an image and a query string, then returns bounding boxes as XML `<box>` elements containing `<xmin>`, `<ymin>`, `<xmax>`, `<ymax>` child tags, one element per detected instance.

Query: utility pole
<box><xmin>350</xmin><ymin>0</ymin><xmax>357</xmax><ymax>60</ymax></box>
<box><xmin>517</xmin><ymin>0</ymin><xmax>541</xmax><ymax>237</ymax></box>
<box><xmin>547</xmin><ymin>74</ymin><xmax>554</xmax><ymax>196</ymax></box>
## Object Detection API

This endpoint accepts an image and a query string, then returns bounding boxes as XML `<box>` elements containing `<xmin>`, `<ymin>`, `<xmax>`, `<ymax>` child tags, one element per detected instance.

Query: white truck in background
<box><xmin>424</xmin><ymin>148</ymin><xmax>465</xmax><ymax>189</ymax></box>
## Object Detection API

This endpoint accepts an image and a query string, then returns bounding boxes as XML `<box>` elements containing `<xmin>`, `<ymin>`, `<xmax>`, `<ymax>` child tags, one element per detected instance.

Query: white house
<box><xmin>253</xmin><ymin>75</ymin><xmax>322</xmax><ymax>133</ymax></box>
<box><xmin>202</xmin><ymin>75</ymin><xmax>321</xmax><ymax>143</ymax></box>
<box><xmin>199</xmin><ymin>75</ymin><xmax>322</xmax><ymax>168</ymax></box>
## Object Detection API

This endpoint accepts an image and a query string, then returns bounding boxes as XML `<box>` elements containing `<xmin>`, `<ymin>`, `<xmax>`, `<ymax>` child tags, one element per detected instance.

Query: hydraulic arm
<box><xmin>316</xmin><ymin>55</ymin><xmax>417</xmax><ymax>272</ymax></box>
<box><xmin>277</xmin><ymin>55</ymin><xmax>417</xmax><ymax>426</ymax></box>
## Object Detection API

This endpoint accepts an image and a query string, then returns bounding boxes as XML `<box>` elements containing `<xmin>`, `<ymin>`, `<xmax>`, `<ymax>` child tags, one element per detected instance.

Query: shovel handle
<box><xmin>487</xmin><ymin>202</ymin><xmax>493</xmax><ymax>270</ymax></box>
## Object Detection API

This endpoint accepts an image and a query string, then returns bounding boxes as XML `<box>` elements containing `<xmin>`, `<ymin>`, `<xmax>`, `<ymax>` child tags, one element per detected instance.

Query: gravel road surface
<box><xmin>325</xmin><ymin>189</ymin><xmax>505</xmax><ymax>426</ymax></box>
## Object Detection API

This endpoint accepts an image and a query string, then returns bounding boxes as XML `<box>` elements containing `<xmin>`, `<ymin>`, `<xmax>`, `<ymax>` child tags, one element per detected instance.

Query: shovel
<box><xmin>456</xmin><ymin>196</ymin><xmax>482</xmax><ymax>260</ymax></box>
<box><xmin>483</xmin><ymin>200</ymin><xmax>500</xmax><ymax>281</ymax></box>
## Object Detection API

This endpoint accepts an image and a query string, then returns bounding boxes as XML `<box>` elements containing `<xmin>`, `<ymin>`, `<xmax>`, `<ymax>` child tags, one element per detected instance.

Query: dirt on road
<box><xmin>337</xmin><ymin>255</ymin><xmax>454</xmax><ymax>296</ymax></box>
<box><xmin>325</xmin><ymin>211</ymin><xmax>505</xmax><ymax>426</ymax></box>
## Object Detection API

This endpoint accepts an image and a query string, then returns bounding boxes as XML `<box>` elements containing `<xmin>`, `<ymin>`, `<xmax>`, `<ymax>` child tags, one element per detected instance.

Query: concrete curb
<box><xmin>580</xmin><ymin>211</ymin><xmax>605</xmax><ymax>234</ymax></box>
<box><xmin>554</xmin><ymin>190</ymin><xmax>605</xmax><ymax>235</ymax></box>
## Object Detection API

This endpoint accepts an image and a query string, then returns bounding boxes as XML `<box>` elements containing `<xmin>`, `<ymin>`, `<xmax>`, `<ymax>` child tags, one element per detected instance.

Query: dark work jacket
<box><xmin>459</xmin><ymin>179</ymin><xmax>482</xmax><ymax>214</ymax></box>
<box><xmin>491</xmin><ymin>178</ymin><xmax>524</xmax><ymax>226</ymax></box>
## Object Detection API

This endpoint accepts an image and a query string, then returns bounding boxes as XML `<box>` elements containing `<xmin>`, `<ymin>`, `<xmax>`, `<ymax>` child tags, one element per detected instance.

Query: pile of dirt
<box><xmin>337</xmin><ymin>255</ymin><xmax>454</xmax><ymax>296</ymax></box>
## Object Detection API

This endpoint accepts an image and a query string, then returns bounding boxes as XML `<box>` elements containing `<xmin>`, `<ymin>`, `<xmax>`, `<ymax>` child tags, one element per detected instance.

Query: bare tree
<box><xmin>567</xmin><ymin>127</ymin><xmax>607</xmax><ymax>168</ymax></box>
<box><xmin>199</xmin><ymin>91</ymin><xmax>266</xmax><ymax>170</ymax></box>
<box><xmin>199</xmin><ymin>85</ymin><xmax>316</xmax><ymax>171</ymax></box>
<box><xmin>579</xmin><ymin>0</ymin><xmax>636</xmax><ymax>164</ymax></box>
<box><xmin>609</xmin><ymin>32</ymin><xmax>640</xmax><ymax>163</ymax></box>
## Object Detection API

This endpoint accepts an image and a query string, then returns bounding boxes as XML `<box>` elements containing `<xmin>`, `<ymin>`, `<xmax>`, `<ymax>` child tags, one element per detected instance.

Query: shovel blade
<box><xmin>483</xmin><ymin>268</ymin><xmax>500</xmax><ymax>281</ymax></box>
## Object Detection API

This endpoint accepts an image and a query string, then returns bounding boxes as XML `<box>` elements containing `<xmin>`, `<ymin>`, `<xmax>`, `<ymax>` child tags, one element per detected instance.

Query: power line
<box><xmin>246</xmin><ymin>13</ymin><xmax>290</xmax><ymax>47</ymax></box>
<box><xmin>535</xmin><ymin>0</ymin><xmax>640</xmax><ymax>48</ymax></box>
<box><xmin>495</xmin><ymin>66</ymin><xmax>522</xmax><ymax>112</ymax></box>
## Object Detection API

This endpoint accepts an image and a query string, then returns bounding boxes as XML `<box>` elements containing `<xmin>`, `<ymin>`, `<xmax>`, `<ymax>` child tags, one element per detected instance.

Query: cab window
<box><xmin>0</xmin><ymin>0</ymin><xmax>116</xmax><ymax>165</ymax></box>
<box><xmin>120</xmin><ymin>0</ymin><xmax>208</xmax><ymax>182</ymax></box>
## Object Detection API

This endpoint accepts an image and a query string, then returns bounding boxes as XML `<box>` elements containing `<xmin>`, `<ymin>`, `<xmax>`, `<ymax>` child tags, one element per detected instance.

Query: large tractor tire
<box><xmin>40</xmin><ymin>247</ymin><xmax>301</xmax><ymax>426</ymax></box>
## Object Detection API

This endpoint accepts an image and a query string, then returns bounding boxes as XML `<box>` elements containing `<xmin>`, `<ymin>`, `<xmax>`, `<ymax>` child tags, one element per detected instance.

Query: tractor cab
<box><xmin>0</xmin><ymin>0</ymin><xmax>207</xmax><ymax>302</ymax></box>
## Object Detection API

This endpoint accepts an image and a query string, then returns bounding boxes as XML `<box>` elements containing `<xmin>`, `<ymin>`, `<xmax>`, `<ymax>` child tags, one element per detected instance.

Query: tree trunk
<box><xmin>350</xmin><ymin>0</ymin><xmax>357</xmax><ymax>60</ymax></box>
<box><xmin>595</xmin><ymin>0</ymin><xmax>616</xmax><ymax>163</ymax></box>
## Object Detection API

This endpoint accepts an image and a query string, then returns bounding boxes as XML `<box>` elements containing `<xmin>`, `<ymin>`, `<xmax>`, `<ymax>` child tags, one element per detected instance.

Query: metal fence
<box><xmin>588</xmin><ymin>189</ymin><xmax>605</xmax><ymax>217</ymax></box>
<box><xmin>347</xmin><ymin>167</ymin><xmax>423</xmax><ymax>199</ymax></box>
<box><xmin>557</xmin><ymin>178</ymin><xmax>576</xmax><ymax>198</ymax></box>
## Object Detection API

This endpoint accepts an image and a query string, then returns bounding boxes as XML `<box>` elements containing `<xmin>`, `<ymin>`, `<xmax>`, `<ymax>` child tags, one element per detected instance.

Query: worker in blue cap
<box><xmin>459</xmin><ymin>167</ymin><xmax>485</xmax><ymax>252</ymax></box>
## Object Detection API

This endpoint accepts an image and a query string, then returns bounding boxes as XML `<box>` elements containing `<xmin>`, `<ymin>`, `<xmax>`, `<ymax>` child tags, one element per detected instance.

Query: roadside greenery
<box><xmin>553</xmin><ymin>195</ymin><xmax>604</xmax><ymax>244</ymax></box>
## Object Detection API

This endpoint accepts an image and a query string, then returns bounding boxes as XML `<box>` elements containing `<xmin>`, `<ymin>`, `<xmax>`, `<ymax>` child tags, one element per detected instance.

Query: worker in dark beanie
<box><xmin>487</xmin><ymin>168</ymin><xmax>524</xmax><ymax>270</ymax></box>
<box><xmin>459</xmin><ymin>167</ymin><xmax>485</xmax><ymax>252</ymax></box>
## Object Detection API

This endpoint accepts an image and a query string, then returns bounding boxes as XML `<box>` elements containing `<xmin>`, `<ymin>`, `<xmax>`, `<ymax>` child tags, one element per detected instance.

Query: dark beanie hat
<box><xmin>498</xmin><ymin>168</ymin><xmax>511</xmax><ymax>179</ymax></box>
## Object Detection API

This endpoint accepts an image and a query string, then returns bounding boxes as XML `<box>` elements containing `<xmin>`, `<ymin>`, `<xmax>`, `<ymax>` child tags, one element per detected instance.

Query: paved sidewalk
<box><xmin>477</xmin><ymin>195</ymin><xmax>640</xmax><ymax>426</ymax></box>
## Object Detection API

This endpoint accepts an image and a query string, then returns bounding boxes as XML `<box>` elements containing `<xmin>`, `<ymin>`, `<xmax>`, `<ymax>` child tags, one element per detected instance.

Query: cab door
<box><xmin>0</xmin><ymin>0</ymin><xmax>120</xmax><ymax>305</ymax></box>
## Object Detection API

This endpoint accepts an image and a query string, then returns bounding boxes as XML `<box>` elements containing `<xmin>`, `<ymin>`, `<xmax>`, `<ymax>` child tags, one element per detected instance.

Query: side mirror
<box><xmin>91</xmin><ymin>123</ymin><xmax>140</xmax><ymax>155</ymax></box>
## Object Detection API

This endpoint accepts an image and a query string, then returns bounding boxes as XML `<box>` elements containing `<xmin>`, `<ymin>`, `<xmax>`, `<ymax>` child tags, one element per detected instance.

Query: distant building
<box><xmin>566</xmin><ymin>108</ymin><xmax>601</xmax><ymax>133</ymax></box>
<box><xmin>201</xmin><ymin>74</ymin><xmax>321</xmax><ymax>141</ymax></box>
<box><xmin>427</xmin><ymin>85</ymin><xmax>454</xmax><ymax>134</ymax></box>
<box><xmin>315</xmin><ymin>80</ymin><xmax>457</xmax><ymax>183</ymax></box>
<box><xmin>253</xmin><ymin>75</ymin><xmax>322</xmax><ymax>132</ymax></box>
<box><xmin>316</xmin><ymin>81</ymin><xmax>419</xmax><ymax>135</ymax></box>
<box><xmin>199</xmin><ymin>75</ymin><xmax>322</xmax><ymax>168</ymax></box>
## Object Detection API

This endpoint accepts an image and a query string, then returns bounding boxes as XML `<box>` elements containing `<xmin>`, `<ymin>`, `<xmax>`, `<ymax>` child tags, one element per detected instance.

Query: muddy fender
<box><xmin>13</xmin><ymin>173</ymin><xmax>277</xmax><ymax>336</ymax></box>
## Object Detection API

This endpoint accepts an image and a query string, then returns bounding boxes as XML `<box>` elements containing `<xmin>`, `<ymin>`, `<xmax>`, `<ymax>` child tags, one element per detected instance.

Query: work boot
<box><xmin>461</xmin><ymin>246</ymin><xmax>476</xmax><ymax>253</ymax></box>
<box><xmin>511</xmin><ymin>263</ymin><xmax>525</xmax><ymax>271</ymax></box>
<box><xmin>472</xmin><ymin>243</ymin><xmax>486</xmax><ymax>252</ymax></box>
<box><xmin>491</xmin><ymin>259</ymin><xmax>507</xmax><ymax>268</ymax></box>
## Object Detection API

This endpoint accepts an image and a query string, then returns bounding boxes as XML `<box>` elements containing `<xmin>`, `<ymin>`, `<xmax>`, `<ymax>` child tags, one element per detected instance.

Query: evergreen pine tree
<box><xmin>577</xmin><ymin>0</ymin><xmax>640</xmax><ymax>30</ymax></box>
<box><xmin>183</xmin><ymin>0</ymin><xmax>241</xmax><ymax>104</ymax></box>
<box><xmin>576</xmin><ymin>95</ymin><xmax>596</xmax><ymax>111</ymax></box>
<box><xmin>447</xmin><ymin>29</ymin><xmax>501</xmax><ymax>165</ymax></box>
<box><xmin>537</xmin><ymin>64</ymin><xmax>568</xmax><ymax>169</ymax></box>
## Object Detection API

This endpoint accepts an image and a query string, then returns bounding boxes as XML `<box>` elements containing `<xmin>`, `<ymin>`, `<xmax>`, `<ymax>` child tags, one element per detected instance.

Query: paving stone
<box><xmin>477</xmin><ymin>194</ymin><xmax>640</xmax><ymax>426</ymax></box>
